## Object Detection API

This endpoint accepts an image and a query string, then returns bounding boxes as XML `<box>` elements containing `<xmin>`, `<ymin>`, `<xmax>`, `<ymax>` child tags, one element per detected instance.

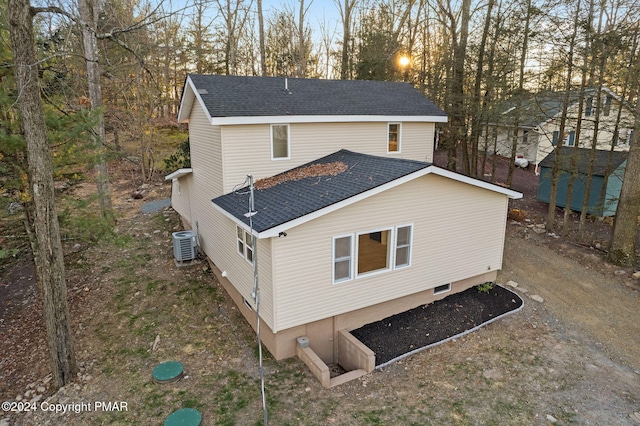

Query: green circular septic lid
<box><xmin>152</xmin><ymin>361</ymin><xmax>184</xmax><ymax>383</ymax></box>
<box><xmin>164</xmin><ymin>408</ymin><xmax>202</xmax><ymax>426</ymax></box>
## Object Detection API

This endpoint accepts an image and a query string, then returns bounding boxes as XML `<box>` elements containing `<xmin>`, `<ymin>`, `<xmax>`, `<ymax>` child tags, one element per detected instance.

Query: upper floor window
<box><xmin>604</xmin><ymin>95</ymin><xmax>612</xmax><ymax>116</ymax></box>
<box><xmin>563</xmin><ymin>131</ymin><xmax>575</xmax><ymax>147</ymax></box>
<box><xmin>585</xmin><ymin>97</ymin><xmax>594</xmax><ymax>117</ymax></box>
<box><xmin>271</xmin><ymin>124</ymin><xmax>290</xmax><ymax>160</ymax></box>
<box><xmin>388</xmin><ymin>123</ymin><xmax>401</xmax><ymax>153</ymax></box>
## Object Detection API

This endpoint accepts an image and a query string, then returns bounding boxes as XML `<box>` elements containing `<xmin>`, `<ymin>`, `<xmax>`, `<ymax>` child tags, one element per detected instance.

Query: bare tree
<box><xmin>469</xmin><ymin>0</ymin><xmax>495</xmax><ymax>177</ymax></box>
<box><xmin>8</xmin><ymin>0</ymin><xmax>77</xmax><ymax>389</ymax></box>
<box><xmin>296</xmin><ymin>0</ymin><xmax>312</xmax><ymax>77</ymax></box>
<box><xmin>607</xmin><ymin>25</ymin><xmax>640</xmax><ymax>265</ymax></box>
<box><xmin>336</xmin><ymin>0</ymin><xmax>357</xmax><ymax>79</ymax></box>
<box><xmin>608</xmin><ymin>78</ymin><xmax>640</xmax><ymax>265</ymax></box>
<box><xmin>216</xmin><ymin>0</ymin><xmax>252</xmax><ymax>75</ymax></box>
<box><xmin>78</xmin><ymin>0</ymin><xmax>114</xmax><ymax>222</ymax></box>
<box><xmin>546</xmin><ymin>0</ymin><xmax>579</xmax><ymax>231</ymax></box>
<box><xmin>506</xmin><ymin>0</ymin><xmax>532</xmax><ymax>187</ymax></box>
<box><xmin>257</xmin><ymin>0</ymin><xmax>266</xmax><ymax>75</ymax></box>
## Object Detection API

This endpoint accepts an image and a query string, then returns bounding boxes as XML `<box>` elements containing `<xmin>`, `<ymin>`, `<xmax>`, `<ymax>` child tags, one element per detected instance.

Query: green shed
<box><xmin>537</xmin><ymin>147</ymin><xmax>627</xmax><ymax>217</ymax></box>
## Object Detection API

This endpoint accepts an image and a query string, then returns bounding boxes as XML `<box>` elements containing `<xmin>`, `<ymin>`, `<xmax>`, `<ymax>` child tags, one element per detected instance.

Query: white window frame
<box><xmin>271</xmin><ymin>124</ymin><xmax>290</xmax><ymax>160</ymax></box>
<box><xmin>236</xmin><ymin>225</ymin><xmax>254</xmax><ymax>264</ymax></box>
<box><xmin>332</xmin><ymin>224</ymin><xmax>416</xmax><ymax>284</ymax></box>
<box><xmin>244</xmin><ymin>231</ymin><xmax>254</xmax><ymax>264</ymax></box>
<box><xmin>356</xmin><ymin>227</ymin><xmax>393</xmax><ymax>278</ymax></box>
<box><xmin>387</xmin><ymin>123</ymin><xmax>401</xmax><ymax>153</ymax></box>
<box><xmin>394</xmin><ymin>224</ymin><xmax>413</xmax><ymax>269</ymax></box>
<box><xmin>332</xmin><ymin>234</ymin><xmax>354</xmax><ymax>284</ymax></box>
<box><xmin>236</xmin><ymin>225</ymin><xmax>245</xmax><ymax>257</ymax></box>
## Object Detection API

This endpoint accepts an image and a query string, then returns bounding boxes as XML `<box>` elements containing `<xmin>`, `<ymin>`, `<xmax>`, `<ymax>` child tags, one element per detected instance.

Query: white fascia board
<box><xmin>209</xmin><ymin>114</ymin><xmax>449</xmax><ymax>126</ymax></box>
<box><xmin>210</xmin><ymin>201</ymin><xmax>258</xmax><ymax>235</ymax></box>
<box><xmin>165</xmin><ymin>168</ymin><xmax>193</xmax><ymax>181</ymax></box>
<box><xmin>177</xmin><ymin>76</ymin><xmax>214</xmax><ymax>124</ymax></box>
<box><xmin>427</xmin><ymin>166</ymin><xmax>523</xmax><ymax>199</ymax></box>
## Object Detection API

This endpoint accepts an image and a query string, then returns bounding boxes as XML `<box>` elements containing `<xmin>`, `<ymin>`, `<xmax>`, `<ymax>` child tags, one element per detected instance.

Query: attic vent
<box><xmin>172</xmin><ymin>231</ymin><xmax>197</xmax><ymax>261</ymax></box>
<box><xmin>197</xmin><ymin>89</ymin><xmax>208</xmax><ymax>94</ymax></box>
<box><xmin>283</xmin><ymin>78</ymin><xmax>292</xmax><ymax>94</ymax></box>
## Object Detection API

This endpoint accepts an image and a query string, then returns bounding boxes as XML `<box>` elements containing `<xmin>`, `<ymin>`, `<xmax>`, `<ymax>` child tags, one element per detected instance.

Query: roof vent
<box><xmin>172</xmin><ymin>231</ymin><xmax>197</xmax><ymax>262</ymax></box>
<box><xmin>197</xmin><ymin>88</ymin><xmax>208</xmax><ymax>94</ymax></box>
<box><xmin>283</xmin><ymin>78</ymin><xmax>292</xmax><ymax>95</ymax></box>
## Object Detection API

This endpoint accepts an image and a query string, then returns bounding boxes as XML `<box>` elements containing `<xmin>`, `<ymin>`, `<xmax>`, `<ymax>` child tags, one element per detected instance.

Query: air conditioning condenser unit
<box><xmin>172</xmin><ymin>230</ymin><xmax>197</xmax><ymax>262</ymax></box>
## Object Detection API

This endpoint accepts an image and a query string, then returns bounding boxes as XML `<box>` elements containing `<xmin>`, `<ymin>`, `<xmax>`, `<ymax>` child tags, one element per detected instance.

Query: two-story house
<box><xmin>166</xmin><ymin>74</ymin><xmax>521</xmax><ymax>385</ymax></box>
<box><xmin>483</xmin><ymin>87</ymin><xmax>635</xmax><ymax>172</ymax></box>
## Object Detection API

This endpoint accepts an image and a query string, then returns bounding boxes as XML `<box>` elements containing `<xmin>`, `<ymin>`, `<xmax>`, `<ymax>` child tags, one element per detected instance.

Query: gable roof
<box><xmin>491</xmin><ymin>86</ymin><xmax>627</xmax><ymax>128</ymax></box>
<box><xmin>538</xmin><ymin>147</ymin><xmax>628</xmax><ymax>176</ymax></box>
<box><xmin>178</xmin><ymin>75</ymin><xmax>448</xmax><ymax>125</ymax></box>
<box><xmin>212</xmin><ymin>150</ymin><xmax>522</xmax><ymax>238</ymax></box>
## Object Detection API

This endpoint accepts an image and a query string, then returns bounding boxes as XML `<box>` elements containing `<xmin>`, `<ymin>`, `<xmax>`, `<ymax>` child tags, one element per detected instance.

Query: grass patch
<box><xmin>117</xmin><ymin>346</ymin><xmax>152</xmax><ymax>359</ymax></box>
<box><xmin>211</xmin><ymin>370</ymin><xmax>256</xmax><ymax>424</ymax></box>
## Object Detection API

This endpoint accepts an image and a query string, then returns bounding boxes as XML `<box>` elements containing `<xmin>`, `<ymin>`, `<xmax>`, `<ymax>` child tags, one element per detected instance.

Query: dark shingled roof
<box><xmin>188</xmin><ymin>74</ymin><xmax>446</xmax><ymax>118</ymax></box>
<box><xmin>538</xmin><ymin>147</ymin><xmax>628</xmax><ymax>176</ymax></box>
<box><xmin>212</xmin><ymin>150</ymin><xmax>431</xmax><ymax>233</ymax></box>
<box><xmin>492</xmin><ymin>88</ymin><xmax>602</xmax><ymax>128</ymax></box>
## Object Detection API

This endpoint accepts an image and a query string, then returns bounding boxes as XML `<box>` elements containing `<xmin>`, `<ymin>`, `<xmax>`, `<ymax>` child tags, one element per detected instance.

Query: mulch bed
<box><xmin>350</xmin><ymin>284</ymin><xmax>523</xmax><ymax>367</ymax></box>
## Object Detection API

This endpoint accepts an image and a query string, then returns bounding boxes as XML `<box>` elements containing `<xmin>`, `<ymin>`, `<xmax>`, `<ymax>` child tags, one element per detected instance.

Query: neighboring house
<box><xmin>537</xmin><ymin>147</ymin><xmax>627</xmax><ymax>217</ymax></box>
<box><xmin>483</xmin><ymin>87</ymin><xmax>634</xmax><ymax>171</ymax></box>
<box><xmin>167</xmin><ymin>74</ymin><xmax>521</xmax><ymax>385</ymax></box>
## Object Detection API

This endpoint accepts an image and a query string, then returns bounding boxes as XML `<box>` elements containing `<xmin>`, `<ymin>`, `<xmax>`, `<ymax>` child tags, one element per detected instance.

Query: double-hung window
<box><xmin>271</xmin><ymin>124</ymin><xmax>290</xmax><ymax>159</ymax></box>
<box><xmin>333</xmin><ymin>235</ymin><xmax>353</xmax><ymax>283</ymax></box>
<box><xmin>394</xmin><ymin>225</ymin><xmax>412</xmax><ymax>268</ymax></box>
<box><xmin>388</xmin><ymin>123</ymin><xmax>401</xmax><ymax>153</ymax></box>
<box><xmin>237</xmin><ymin>225</ymin><xmax>254</xmax><ymax>264</ymax></box>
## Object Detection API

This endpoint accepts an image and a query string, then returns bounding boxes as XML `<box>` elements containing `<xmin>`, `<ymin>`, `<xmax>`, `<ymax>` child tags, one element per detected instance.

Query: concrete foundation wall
<box><xmin>337</xmin><ymin>329</ymin><xmax>375</xmax><ymax>373</ymax></box>
<box><xmin>209</xmin><ymin>259</ymin><xmax>496</xmax><ymax>365</ymax></box>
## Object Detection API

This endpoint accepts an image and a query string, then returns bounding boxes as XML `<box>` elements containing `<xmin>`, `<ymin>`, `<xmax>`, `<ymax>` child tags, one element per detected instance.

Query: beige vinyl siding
<box><xmin>184</xmin><ymin>103</ymin><xmax>276</xmax><ymax>328</ymax></box>
<box><xmin>186</xmin><ymin>102</ymin><xmax>223</xmax><ymax>258</ymax></box>
<box><xmin>271</xmin><ymin>174</ymin><xmax>508</xmax><ymax>332</ymax></box>
<box><xmin>170</xmin><ymin>174</ymin><xmax>192</xmax><ymax>224</ymax></box>
<box><xmin>205</xmin><ymin>212</ymin><xmax>275</xmax><ymax>328</ymax></box>
<box><xmin>189</xmin><ymin>104</ymin><xmax>223</xmax><ymax>198</ymax></box>
<box><xmin>221</xmin><ymin>122</ymin><xmax>435</xmax><ymax>193</ymax></box>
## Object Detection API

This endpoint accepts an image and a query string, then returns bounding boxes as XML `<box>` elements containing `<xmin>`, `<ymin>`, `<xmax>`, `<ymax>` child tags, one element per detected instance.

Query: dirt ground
<box><xmin>1</xmin><ymin>153</ymin><xmax>640</xmax><ymax>425</ymax></box>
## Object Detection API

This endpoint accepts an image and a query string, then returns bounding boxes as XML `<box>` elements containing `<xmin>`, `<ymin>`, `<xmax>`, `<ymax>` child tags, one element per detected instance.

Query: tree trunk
<box><xmin>8</xmin><ymin>0</ymin><xmax>77</xmax><ymax>389</ymax></box>
<box><xmin>297</xmin><ymin>0</ymin><xmax>307</xmax><ymax>77</ymax></box>
<box><xmin>451</xmin><ymin>0</ymin><xmax>471</xmax><ymax>175</ymax></box>
<box><xmin>506</xmin><ymin>0</ymin><xmax>531</xmax><ymax>188</ymax></box>
<box><xmin>78</xmin><ymin>0</ymin><xmax>114</xmax><ymax>223</ymax></box>
<box><xmin>470</xmin><ymin>0</ymin><xmax>494</xmax><ymax>178</ymax></box>
<box><xmin>546</xmin><ymin>0</ymin><xmax>579</xmax><ymax>230</ymax></box>
<box><xmin>608</xmin><ymin>55</ymin><xmax>640</xmax><ymax>265</ymax></box>
<box><xmin>257</xmin><ymin>0</ymin><xmax>267</xmax><ymax>76</ymax></box>
<box><xmin>339</xmin><ymin>0</ymin><xmax>354</xmax><ymax>80</ymax></box>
